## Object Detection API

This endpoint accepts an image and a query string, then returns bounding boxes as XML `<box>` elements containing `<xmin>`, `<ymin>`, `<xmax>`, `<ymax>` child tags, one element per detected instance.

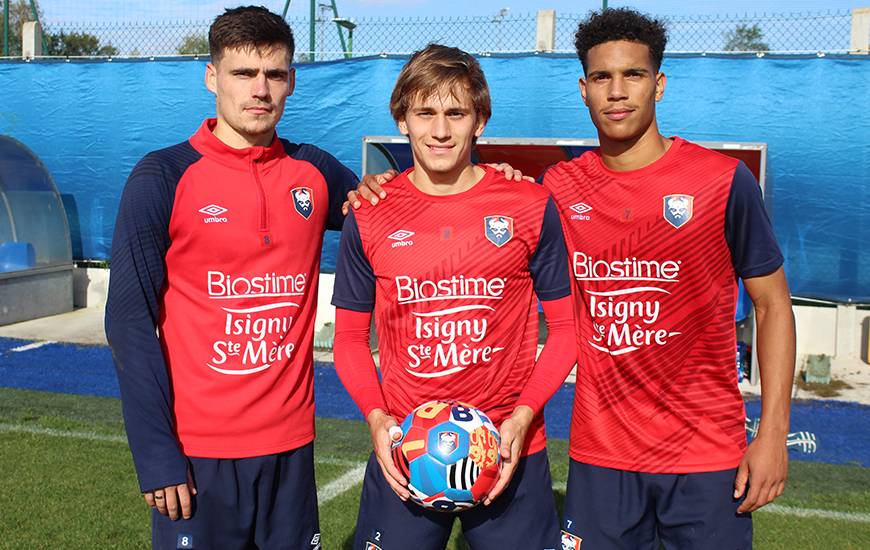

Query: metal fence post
<box><xmin>535</xmin><ymin>9</ymin><xmax>555</xmax><ymax>53</ymax></box>
<box><xmin>850</xmin><ymin>7</ymin><xmax>870</xmax><ymax>53</ymax></box>
<box><xmin>309</xmin><ymin>0</ymin><xmax>315</xmax><ymax>62</ymax></box>
<box><xmin>3</xmin><ymin>0</ymin><xmax>9</xmax><ymax>56</ymax></box>
<box><xmin>22</xmin><ymin>20</ymin><xmax>42</xmax><ymax>58</ymax></box>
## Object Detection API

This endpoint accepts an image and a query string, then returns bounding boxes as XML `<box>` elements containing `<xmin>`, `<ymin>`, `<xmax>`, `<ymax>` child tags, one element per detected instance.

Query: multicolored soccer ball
<box><xmin>391</xmin><ymin>400</ymin><xmax>501</xmax><ymax>512</ymax></box>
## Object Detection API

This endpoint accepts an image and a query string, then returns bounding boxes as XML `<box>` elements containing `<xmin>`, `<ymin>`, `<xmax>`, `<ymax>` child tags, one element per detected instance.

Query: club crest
<box><xmin>292</xmin><ymin>187</ymin><xmax>314</xmax><ymax>219</ymax></box>
<box><xmin>561</xmin><ymin>530</ymin><xmax>583</xmax><ymax>549</ymax></box>
<box><xmin>484</xmin><ymin>215</ymin><xmax>514</xmax><ymax>247</ymax></box>
<box><xmin>438</xmin><ymin>431</ymin><xmax>459</xmax><ymax>456</ymax></box>
<box><xmin>662</xmin><ymin>194</ymin><xmax>694</xmax><ymax>228</ymax></box>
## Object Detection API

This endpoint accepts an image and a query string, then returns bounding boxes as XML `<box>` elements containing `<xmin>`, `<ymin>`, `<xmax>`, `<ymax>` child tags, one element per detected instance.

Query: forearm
<box><xmin>105</xmin><ymin>317</ymin><xmax>187</xmax><ymax>492</ymax></box>
<box><xmin>333</xmin><ymin>308</ymin><xmax>388</xmax><ymax>418</ymax></box>
<box><xmin>754</xmin><ymin>294</ymin><xmax>795</xmax><ymax>439</ymax></box>
<box><xmin>516</xmin><ymin>296</ymin><xmax>577</xmax><ymax>415</ymax></box>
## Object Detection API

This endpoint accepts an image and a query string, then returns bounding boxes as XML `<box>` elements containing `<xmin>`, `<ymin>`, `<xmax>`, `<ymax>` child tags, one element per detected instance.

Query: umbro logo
<box><xmin>199</xmin><ymin>204</ymin><xmax>227</xmax><ymax>216</ymax></box>
<box><xmin>388</xmin><ymin>230</ymin><xmax>414</xmax><ymax>241</ymax></box>
<box><xmin>388</xmin><ymin>229</ymin><xmax>415</xmax><ymax>248</ymax></box>
<box><xmin>199</xmin><ymin>204</ymin><xmax>228</xmax><ymax>224</ymax></box>
<box><xmin>569</xmin><ymin>203</ymin><xmax>592</xmax><ymax>221</ymax></box>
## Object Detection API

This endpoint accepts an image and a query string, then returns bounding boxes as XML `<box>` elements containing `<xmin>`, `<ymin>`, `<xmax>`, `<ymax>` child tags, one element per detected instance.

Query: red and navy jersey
<box><xmin>105</xmin><ymin>119</ymin><xmax>358</xmax><ymax>491</ymax></box>
<box><xmin>544</xmin><ymin>137</ymin><xmax>783</xmax><ymax>473</ymax></box>
<box><xmin>332</xmin><ymin>167</ymin><xmax>570</xmax><ymax>456</ymax></box>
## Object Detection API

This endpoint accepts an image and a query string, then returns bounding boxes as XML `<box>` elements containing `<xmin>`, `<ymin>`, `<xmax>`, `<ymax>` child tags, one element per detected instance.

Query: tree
<box><xmin>177</xmin><ymin>33</ymin><xmax>208</xmax><ymax>55</ymax></box>
<box><xmin>45</xmin><ymin>31</ymin><xmax>118</xmax><ymax>56</ymax></box>
<box><xmin>1</xmin><ymin>0</ymin><xmax>40</xmax><ymax>56</ymax></box>
<box><xmin>723</xmin><ymin>23</ymin><xmax>770</xmax><ymax>52</ymax></box>
<box><xmin>1</xmin><ymin>0</ymin><xmax>117</xmax><ymax>57</ymax></box>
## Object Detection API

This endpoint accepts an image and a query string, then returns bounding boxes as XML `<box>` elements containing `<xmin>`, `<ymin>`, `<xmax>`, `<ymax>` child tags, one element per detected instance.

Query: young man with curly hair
<box><xmin>547</xmin><ymin>8</ymin><xmax>795</xmax><ymax>549</ymax></box>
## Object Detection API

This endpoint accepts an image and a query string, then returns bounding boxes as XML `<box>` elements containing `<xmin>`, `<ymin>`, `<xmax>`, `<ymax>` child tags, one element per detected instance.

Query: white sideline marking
<box><xmin>0</xmin><ymin>423</ymin><xmax>367</xmax><ymax>467</ymax></box>
<box><xmin>9</xmin><ymin>341</ymin><xmax>56</xmax><ymax>352</ymax></box>
<box><xmin>317</xmin><ymin>463</ymin><xmax>367</xmax><ymax>505</ymax></box>
<box><xmin>762</xmin><ymin>504</ymin><xmax>870</xmax><ymax>523</ymax></box>
<box><xmin>318</xmin><ymin>456</ymin><xmax>366</xmax><ymax>468</ymax></box>
<box><xmin>0</xmin><ymin>423</ymin><xmax>127</xmax><ymax>443</ymax></box>
<box><xmin>552</xmin><ymin>482</ymin><xmax>870</xmax><ymax>523</ymax></box>
<box><xmin>0</xmin><ymin>422</ymin><xmax>369</xmax><ymax>504</ymax></box>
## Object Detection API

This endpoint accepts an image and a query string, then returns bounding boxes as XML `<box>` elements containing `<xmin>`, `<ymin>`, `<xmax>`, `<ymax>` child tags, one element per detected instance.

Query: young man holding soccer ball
<box><xmin>549</xmin><ymin>9</ymin><xmax>796</xmax><ymax>549</ymax></box>
<box><xmin>332</xmin><ymin>44</ymin><xmax>577</xmax><ymax>549</ymax></box>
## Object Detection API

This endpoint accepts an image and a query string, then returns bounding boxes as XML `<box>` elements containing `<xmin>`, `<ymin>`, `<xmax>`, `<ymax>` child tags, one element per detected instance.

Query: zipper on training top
<box><xmin>250</xmin><ymin>151</ymin><xmax>271</xmax><ymax>246</ymax></box>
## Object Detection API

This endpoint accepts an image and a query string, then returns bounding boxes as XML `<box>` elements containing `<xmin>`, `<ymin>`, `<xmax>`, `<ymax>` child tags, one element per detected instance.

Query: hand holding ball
<box><xmin>391</xmin><ymin>400</ymin><xmax>501</xmax><ymax>511</ymax></box>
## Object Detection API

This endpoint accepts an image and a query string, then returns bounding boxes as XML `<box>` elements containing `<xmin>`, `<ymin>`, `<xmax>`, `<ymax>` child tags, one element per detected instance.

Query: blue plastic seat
<box><xmin>0</xmin><ymin>241</ymin><xmax>36</xmax><ymax>272</ymax></box>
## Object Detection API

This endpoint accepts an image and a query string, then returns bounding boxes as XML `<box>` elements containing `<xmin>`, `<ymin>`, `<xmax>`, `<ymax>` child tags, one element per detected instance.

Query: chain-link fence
<box><xmin>556</xmin><ymin>10</ymin><xmax>856</xmax><ymax>53</ymax></box>
<box><xmin>37</xmin><ymin>13</ymin><xmax>540</xmax><ymax>60</ymax></box>
<box><xmin>8</xmin><ymin>8</ymin><xmax>864</xmax><ymax>60</ymax></box>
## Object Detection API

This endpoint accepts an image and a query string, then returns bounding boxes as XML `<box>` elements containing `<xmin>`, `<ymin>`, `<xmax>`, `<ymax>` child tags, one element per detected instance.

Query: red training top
<box><xmin>332</xmin><ymin>167</ymin><xmax>574</xmax><ymax>456</ymax></box>
<box><xmin>545</xmin><ymin>137</ymin><xmax>783</xmax><ymax>473</ymax></box>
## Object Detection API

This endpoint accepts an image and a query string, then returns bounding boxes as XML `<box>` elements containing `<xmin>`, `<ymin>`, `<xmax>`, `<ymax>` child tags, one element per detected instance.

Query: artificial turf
<box><xmin>1</xmin><ymin>388</ymin><xmax>868</xmax><ymax>549</ymax></box>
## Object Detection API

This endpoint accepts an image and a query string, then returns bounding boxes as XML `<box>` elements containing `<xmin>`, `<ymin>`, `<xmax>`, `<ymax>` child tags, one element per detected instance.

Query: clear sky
<box><xmin>40</xmin><ymin>0</ymin><xmax>860</xmax><ymax>22</ymax></box>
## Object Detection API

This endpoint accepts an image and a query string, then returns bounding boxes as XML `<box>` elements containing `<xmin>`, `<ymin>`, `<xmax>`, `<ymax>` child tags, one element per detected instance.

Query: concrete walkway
<box><xmin>0</xmin><ymin>307</ymin><xmax>107</xmax><ymax>346</ymax></box>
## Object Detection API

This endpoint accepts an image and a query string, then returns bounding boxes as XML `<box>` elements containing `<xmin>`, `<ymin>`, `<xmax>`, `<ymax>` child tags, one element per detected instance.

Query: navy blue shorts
<box><xmin>354</xmin><ymin>449</ymin><xmax>560</xmax><ymax>550</ymax></box>
<box><xmin>561</xmin><ymin>460</ymin><xmax>752</xmax><ymax>550</ymax></box>
<box><xmin>151</xmin><ymin>443</ymin><xmax>320</xmax><ymax>550</ymax></box>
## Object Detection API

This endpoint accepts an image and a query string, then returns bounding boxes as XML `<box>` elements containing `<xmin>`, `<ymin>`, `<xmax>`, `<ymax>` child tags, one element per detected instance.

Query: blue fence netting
<box><xmin>0</xmin><ymin>53</ymin><xmax>867</xmax><ymax>302</ymax></box>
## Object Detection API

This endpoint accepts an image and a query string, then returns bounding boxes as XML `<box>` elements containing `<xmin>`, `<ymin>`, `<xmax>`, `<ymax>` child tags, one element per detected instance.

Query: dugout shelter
<box><xmin>0</xmin><ymin>136</ymin><xmax>74</xmax><ymax>324</ymax></box>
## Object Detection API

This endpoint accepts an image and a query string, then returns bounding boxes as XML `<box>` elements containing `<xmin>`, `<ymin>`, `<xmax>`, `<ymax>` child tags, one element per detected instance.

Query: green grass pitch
<box><xmin>1</xmin><ymin>387</ymin><xmax>868</xmax><ymax>549</ymax></box>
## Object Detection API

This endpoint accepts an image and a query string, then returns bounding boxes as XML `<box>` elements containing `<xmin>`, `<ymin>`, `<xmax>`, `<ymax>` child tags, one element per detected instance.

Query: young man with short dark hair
<box><xmin>549</xmin><ymin>9</ymin><xmax>795</xmax><ymax>549</ymax></box>
<box><xmin>106</xmin><ymin>6</ymin><xmax>383</xmax><ymax>548</ymax></box>
<box><xmin>332</xmin><ymin>44</ymin><xmax>577</xmax><ymax>549</ymax></box>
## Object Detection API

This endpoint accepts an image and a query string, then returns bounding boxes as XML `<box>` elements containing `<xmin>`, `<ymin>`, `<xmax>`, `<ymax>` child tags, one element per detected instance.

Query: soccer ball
<box><xmin>391</xmin><ymin>400</ymin><xmax>501</xmax><ymax>512</ymax></box>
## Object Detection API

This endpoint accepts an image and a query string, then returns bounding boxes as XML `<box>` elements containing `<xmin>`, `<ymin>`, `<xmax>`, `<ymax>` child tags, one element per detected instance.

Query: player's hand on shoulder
<box><xmin>484</xmin><ymin>405</ymin><xmax>534</xmax><ymax>506</ymax></box>
<box><xmin>144</xmin><ymin>468</ymin><xmax>197</xmax><ymax>520</ymax></box>
<box><xmin>734</xmin><ymin>431</ymin><xmax>788</xmax><ymax>513</ymax></box>
<box><xmin>343</xmin><ymin>169</ymin><xmax>397</xmax><ymax>215</ymax></box>
<box><xmin>485</xmin><ymin>162</ymin><xmax>535</xmax><ymax>182</ymax></box>
<box><xmin>366</xmin><ymin>408</ymin><xmax>410</xmax><ymax>501</ymax></box>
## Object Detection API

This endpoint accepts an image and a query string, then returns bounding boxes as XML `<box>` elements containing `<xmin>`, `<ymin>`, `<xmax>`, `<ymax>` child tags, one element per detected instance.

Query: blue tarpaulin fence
<box><xmin>0</xmin><ymin>54</ymin><xmax>867</xmax><ymax>302</ymax></box>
